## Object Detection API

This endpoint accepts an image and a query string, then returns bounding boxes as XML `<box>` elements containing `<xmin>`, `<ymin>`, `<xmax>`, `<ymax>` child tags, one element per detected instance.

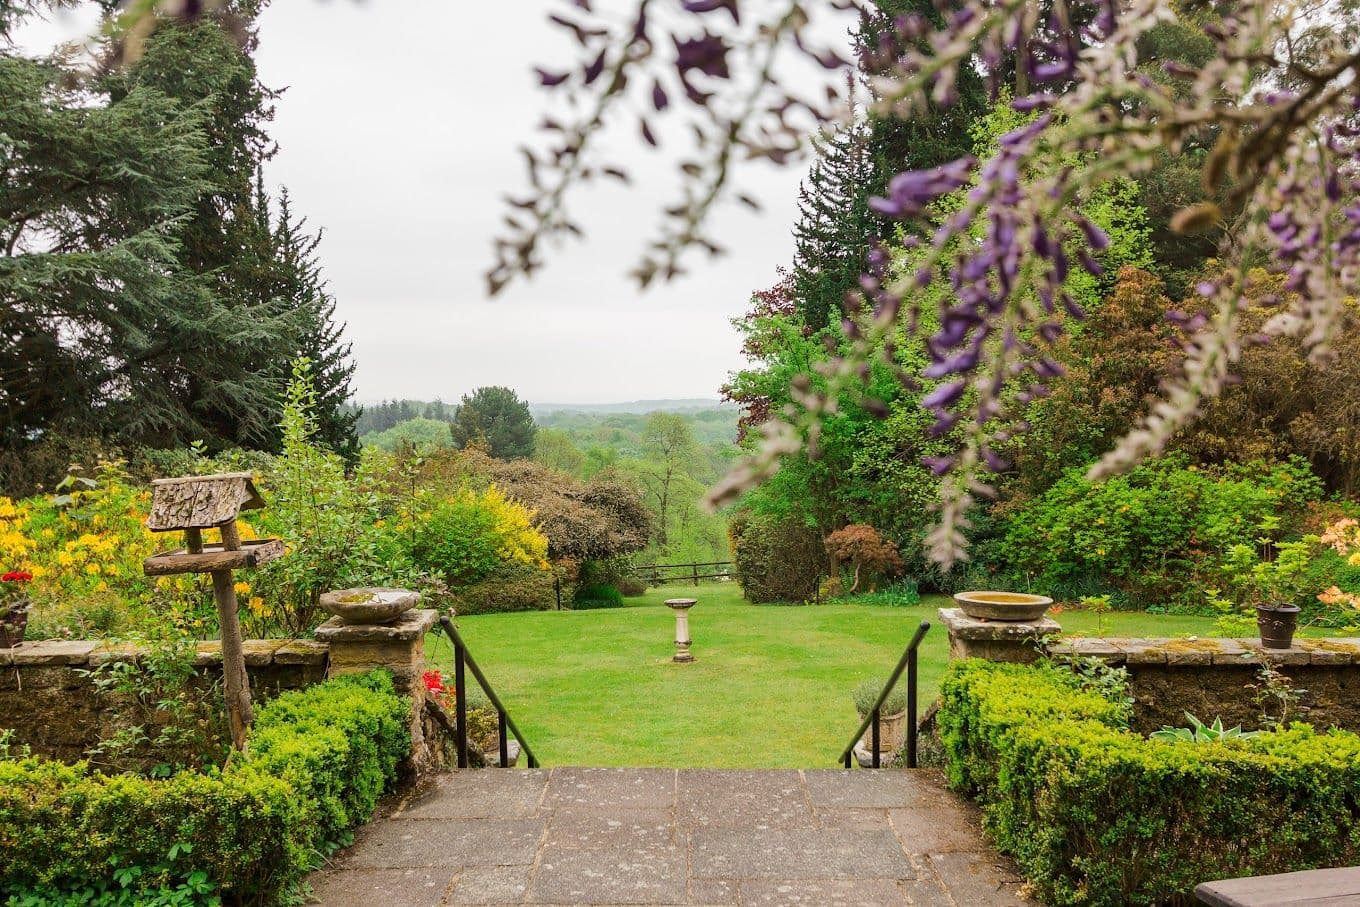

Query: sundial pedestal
<box><xmin>666</xmin><ymin>598</ymin><xmax>697</xmax><ymax>664</ymax></box>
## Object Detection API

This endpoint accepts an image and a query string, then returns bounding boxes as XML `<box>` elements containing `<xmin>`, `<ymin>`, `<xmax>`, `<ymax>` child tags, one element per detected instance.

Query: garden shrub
<box><xmin>729</xmin><ymin>512</ymin><xmax>827</xmax><ymax>603</ymax></box>
<box><xmin>824</xmin><ymin>523</ymin><xmax>904</xmax><ymax>594</ymax></box>
<box><xmin>452</xmin><ymin>562</ymin><xmax>558</xmax><ymax>614</ymax></box>
<box><xmin>409</xmin><ymin>485</ymin><xmax>548</xmax><ymax>587</ymax></box>
<box><xmin>996</xmin><ymin>455</ymin><xmax>1324</xmax><ymax>609</ymax></box>
<box><xmin>416</xmin><ymin>449</ymin><xmax>651</xmax><ymax>564</ymax></box>
<box><xmin>0</xmin><ymin>461</ymin><xmax>224</xmax><ymax>639</ymax></box>
<box><xmin>939</xmin><ymin>660</ymin><xmax>1360</xmax><ymax>906</ymax></box>
<box><xmin>573</xmin><ymin>583</ymin><xmax>624</xmax><ymax>609</ymax></box>
<box><xmin>0</xmin><ymin>671</ymin><xmax>409</xmax><ymax>906</ymax></box>
<box><xmin>250</xmin><ymin>364</ymin><xmax>430</xmax><ymax>637</ymax></box>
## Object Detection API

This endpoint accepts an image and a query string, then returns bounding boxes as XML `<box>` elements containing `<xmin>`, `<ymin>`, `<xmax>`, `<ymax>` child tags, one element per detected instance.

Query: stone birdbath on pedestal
<box><xmin>665</xmin><ymin>598</ymin><xmax>696</xmax><ymax>663</ymax></box>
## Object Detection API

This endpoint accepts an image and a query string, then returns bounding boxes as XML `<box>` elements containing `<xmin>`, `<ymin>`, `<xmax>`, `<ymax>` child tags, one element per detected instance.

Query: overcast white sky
<box><xmin>24</xmin><ymin>2</ymin><xmax>858</xmax><ymax>406</ymax></box>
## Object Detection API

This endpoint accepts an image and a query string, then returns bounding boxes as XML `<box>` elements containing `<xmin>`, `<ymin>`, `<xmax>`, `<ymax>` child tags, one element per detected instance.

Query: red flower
<box><xmin>2</xmin><ymin>571</ymin><xmax>32</xmax><ymax>583</ymax></box>
<box><xmin>422</xmin><ymin>670</ymin><xmax>446</xmax><ymax>695</ymax></box>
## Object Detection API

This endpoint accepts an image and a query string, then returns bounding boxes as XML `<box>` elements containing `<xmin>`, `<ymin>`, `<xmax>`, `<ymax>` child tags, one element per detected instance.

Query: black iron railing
<box><xmin>437</xmin><ymin>615</ymin><xmax>539</xmax><ymax>769</ymax></box>
<box><xmin>840</xmin><ymin>620</ymin><xmax>930</xmax><ymax>769</ymax></box>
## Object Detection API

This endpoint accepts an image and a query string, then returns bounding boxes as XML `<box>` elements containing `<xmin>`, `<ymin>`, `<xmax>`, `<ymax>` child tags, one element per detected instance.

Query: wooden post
<box><xmin>143</xmin><ymin>475</ymin><xmax>275</xmax><ymax>756</ymax></box>
<box><xmin>213</xmin><ymin>520</ymin><xmax>254</xmax><ymax>749</ymax></box>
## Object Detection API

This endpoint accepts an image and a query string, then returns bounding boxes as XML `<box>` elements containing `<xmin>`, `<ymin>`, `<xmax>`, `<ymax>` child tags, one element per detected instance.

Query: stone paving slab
<box><xmin>890</xmin><ymin>806</ymin><xmax>987</xmax><ymax>853</ymax></box>
<box><xmin>308</xmin><ymin>767</ymin><xmax>1034</xmax><ymax>906</ymax></box>
<box><xmin>449</xmin><ymin>867</ymin><xmax>533</xmax><ymax>905</ymax></box>
<box><xmin>546</xmin><ymin>767</ymin><xmax>677</xmax><ymax>810</ymax></box>
<box><xmin>812</xmin><ymin>806</ymin><xmax>892</xmax><ymax>829</ymax></box>
<box><xmin>736</xmin><ymin>879</ymin><xmax>905</xmax><ymax>905</ymax></box>
<box><xmin>675</xmin><ymin>769</ymin><xmax>811</xmax><ymax>829</ymax></box>
<box><xmin>688</xmin><ymin>879</ymin><xmax>740</xmax><ymax>905</ymax></box>
<box><xmin>689</xmin><ymin>828</ymin><xmax>914</xmax><ymax>881</ymax></box>
<box><xmin>803</xmin><ymin>769</ymin><xmax>931</xmax><ymax>809</ymax></box>
<box><xmin>925</xmin><ymin>853</ymin><xmax>1030</xmax><ymax>906</ymax></box>
<box><xmin>339</xmin><ymin>818</ymin><xmax>544</xmax><ymax>869</ymax></box>
<box><xmin>401</xmin><ymin>770</ymin><xmax>549</xmax><ymax>819</ymax></box>
<box><xmin>529</xmin><ymin>844</ymin><xmax>688</xmax><ymax>904</ymax></box>
<box><xmin>309</xmin><ymin>867</ymin><xmax>454</xmax><ymax>906</ymax></box>
<box><xmin>546</xmin><ymin>808</ymin><xmax>677</xmax><ymax>849</ymax></box>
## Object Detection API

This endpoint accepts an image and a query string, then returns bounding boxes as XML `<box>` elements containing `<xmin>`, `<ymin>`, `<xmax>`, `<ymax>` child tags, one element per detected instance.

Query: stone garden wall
<box><xmin>1</xmin><ymin>609</ymin><xmax>446</xmax><ymax>770</ymax></box>
<box><xmin>1047</xmin><ymin>635</ymin><xmax>1360</xmax><ymax>734</ymax></box>
<box><xmin>940</xmin><ymin>607</ymin><xmax>1360</xmax><ymax>734</ymax></box>
<box><xmin>0</xmin><ymin>638</ymin><xmax>328</xmax><ymax>763</ymax></box>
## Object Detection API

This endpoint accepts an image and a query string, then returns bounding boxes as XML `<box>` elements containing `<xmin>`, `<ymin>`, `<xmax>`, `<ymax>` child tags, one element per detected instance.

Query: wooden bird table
<box><xmin>141</xmin><ymin>473</ymin><xmax>283</xmax><ymax>751</ymax></box>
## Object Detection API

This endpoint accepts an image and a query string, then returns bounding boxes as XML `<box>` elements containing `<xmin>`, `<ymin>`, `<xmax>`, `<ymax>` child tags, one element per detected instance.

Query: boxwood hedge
<box><xmin>0</xmin><ymin>670</ymin><xmax>409</xmax><ymax>906</ymax></box>
<box><xmin>940</xmin><ymin>660</ymin><xmax>1360</xmax><ymax>906</ymax></box>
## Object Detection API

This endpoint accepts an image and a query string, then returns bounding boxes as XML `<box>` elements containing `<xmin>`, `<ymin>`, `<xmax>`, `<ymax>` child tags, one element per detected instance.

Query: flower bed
<box><xmin>939</xmin><ymin>659</ymin><xmax>1360</xmax><ymax>906</ymax></box>
<box><xmin>0</xmin><ymin>670</ymin><xmax>409</xmax><ymax>905</ymax></box>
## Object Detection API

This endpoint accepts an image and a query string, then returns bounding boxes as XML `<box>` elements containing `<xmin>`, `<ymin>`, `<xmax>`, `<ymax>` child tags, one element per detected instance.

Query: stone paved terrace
<box><xmin>308</xmin><ymin>768</ymin><xmax>1032</xmax><ymax>906</ymax></box>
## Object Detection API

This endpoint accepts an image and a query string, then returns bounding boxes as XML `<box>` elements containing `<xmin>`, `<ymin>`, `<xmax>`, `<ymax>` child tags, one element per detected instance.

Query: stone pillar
<box><xmin>315</xmin><ymin>608</ymin><xmax>439</xmax><ymax>773</ymax></box>
<box><xmin>939</xmin><ymin>607</ymin><xmax>1060</xmax><ymax>664</ymax></box>
<box><xmin>665</xmin><ymin>598</ymin><xmax>696</xmax><ymax>663</ymax></box>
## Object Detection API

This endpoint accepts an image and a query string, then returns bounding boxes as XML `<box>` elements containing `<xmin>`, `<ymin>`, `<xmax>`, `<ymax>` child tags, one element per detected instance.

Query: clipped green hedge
<box><xmin>940</xmin><ymin>660</ymin><xmax>1360</xmax><ymax>906</ymax></box>
<box><xmin>0</xmin><ymin>671</ymin><xmax>410</xmax><ymax>906</ymax></box>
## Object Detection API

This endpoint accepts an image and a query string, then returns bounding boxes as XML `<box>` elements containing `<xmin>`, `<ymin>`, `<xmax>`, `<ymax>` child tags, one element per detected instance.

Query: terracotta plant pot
<box><xmin>953</xmin><ymin>591</ymin><xmax>1053</xmax><ymax>621</ymax></box>
<box><xmin>0</xmin><ymin>601</ymin><xmax>29</xmax><ymax>648</ymax></box>
<box><xmin>1257</xmin><ymin>603</ymin><xmax>1301</xmax><ymax>650</ymax></box>
<box><xmin>858</xmin><ymin>709</ymin><xmax>906</xmax><ymax>754</ymax></box>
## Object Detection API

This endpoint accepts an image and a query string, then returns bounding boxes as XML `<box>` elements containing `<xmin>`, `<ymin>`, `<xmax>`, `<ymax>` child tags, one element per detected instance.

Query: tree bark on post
<box><xmin>142</xmin><ymin>474</ymin><xmax>275</xmax><ymax>756</ymax></box>
<box><xmin>214</xmin><ymin>521</ymin><xmax>254</xmax><ymax>750</ymax></box>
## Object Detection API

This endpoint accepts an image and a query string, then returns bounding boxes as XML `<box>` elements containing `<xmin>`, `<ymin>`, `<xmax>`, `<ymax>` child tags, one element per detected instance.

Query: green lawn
<box><xmin>431</xmin><ymin>585</ymin><xmax>1223</xmax><ymax>768</ymax></box>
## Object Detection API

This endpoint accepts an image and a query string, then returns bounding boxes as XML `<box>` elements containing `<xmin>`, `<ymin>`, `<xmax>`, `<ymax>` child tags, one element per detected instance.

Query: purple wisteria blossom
<box><xmin>487</xmin><ymin>0</ymin><xmax>1360</xmax><ymax>566</ymax></box>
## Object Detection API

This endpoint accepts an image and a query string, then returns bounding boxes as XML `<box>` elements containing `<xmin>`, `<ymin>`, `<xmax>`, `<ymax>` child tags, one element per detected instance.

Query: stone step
<box><xmin>308</xmin><ymin>767</ymin><xmax>1034</xmax><ymax>906</ymax></box>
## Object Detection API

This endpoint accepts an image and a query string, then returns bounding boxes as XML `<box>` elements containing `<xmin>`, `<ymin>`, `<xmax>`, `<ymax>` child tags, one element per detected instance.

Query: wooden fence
<box><xmin>632</xmin><ymin>561</ymin><xmax>735</xmax><ymax>586</ymax></box>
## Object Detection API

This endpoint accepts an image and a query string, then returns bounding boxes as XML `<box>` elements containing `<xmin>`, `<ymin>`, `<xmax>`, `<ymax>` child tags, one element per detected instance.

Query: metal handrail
<box><xmin>840</xmin><ymin>621</ymin><xmax>930</xmax><ymax>769</ymax></box>
<box><xmin>438</xmin><ymin>615</ymin><xmax>540</xmax><ymax>769</ymax></box>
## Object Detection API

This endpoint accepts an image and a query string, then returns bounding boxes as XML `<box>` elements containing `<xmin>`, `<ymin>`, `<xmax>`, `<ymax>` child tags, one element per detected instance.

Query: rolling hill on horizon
<box><xmin>530</xmin><ymin>398</ymin><xmax>732</xmax><ymax>415</ymax></box>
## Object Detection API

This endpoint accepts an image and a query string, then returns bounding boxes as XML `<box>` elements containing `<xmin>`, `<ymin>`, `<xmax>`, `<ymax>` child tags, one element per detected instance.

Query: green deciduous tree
<box><xmin>631</xmin><ymin>413</ymin><xmax>697</xmax><ymax>549</ymax></box>
<box><xmin>533</xmin><ymin>428</ymin><xmax>586</xmax><ymax>475</ymax></box>
<box><xmin>728</xmin><ymin>99</ymin><xmax>1152</xmax><ymax>579</ymax></box>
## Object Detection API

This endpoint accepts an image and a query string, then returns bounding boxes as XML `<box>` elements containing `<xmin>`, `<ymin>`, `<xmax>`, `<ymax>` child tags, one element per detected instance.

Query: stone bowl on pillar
<box><xmin>953</xmin><ymin>591</ymin><xmax>1053</xmax><ymax>622</ymax></box>
<box><xmin>320</xmin><ymin>587</ymin><xmax>420</xmax><ymax>625</ymax></box>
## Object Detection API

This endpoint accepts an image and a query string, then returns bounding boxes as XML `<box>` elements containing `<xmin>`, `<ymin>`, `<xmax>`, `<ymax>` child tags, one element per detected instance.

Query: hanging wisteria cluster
<box><xmin>488</xmin><ymin>0</ymin><xmax>1360</xmax><ymax>567</ymax></box>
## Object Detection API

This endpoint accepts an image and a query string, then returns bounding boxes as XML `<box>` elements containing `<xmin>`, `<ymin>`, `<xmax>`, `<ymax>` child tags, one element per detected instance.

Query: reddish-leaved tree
<box><xmin>824</xmin><ymin>524</ymin><xmax>904</xmax><ymax>594</ymax></box>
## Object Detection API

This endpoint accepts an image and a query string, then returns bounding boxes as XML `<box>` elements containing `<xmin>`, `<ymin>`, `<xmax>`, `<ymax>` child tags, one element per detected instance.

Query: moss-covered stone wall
<box><xmin>0</xmin><ymin>639</ymin><xmax>328</xmax><ymax>762</ymax></box>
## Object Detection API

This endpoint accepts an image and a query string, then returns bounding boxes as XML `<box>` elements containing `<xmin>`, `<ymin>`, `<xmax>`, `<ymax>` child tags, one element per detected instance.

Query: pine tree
<box><xmin>785</xmin><ymin>0</ymin><xmax>987</xmax><ymax>332</ymax></box>
<box><xmin>110</xmin><ymin>15</ymin><xmax>309</xmax><ymax>451</ymax></box>
<box><xmin>451</xmin><ymin>387</ymin><xmax>536</xmax><ymax>460</ymax></box>
<box><xmin>789</xmin><ymin>122</ymin><xmax>879</xmax><ymax>331</ymax></box>
<box><xmin>264</xmin><ymin>184</ymin><xmax>359</xmax><ymax>459</ymax></box>
<box><xmin>0</xmin><ymin>20</ymin><xmax>221</xmax><ymax>453</ymax></box>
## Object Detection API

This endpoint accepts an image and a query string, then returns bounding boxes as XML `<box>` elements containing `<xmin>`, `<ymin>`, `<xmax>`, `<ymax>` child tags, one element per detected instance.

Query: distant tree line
<box><xmin>356</xmin><ymin>387</ymin><xmax>536</xmax><ymax>461</ymax></box>
<box><xmin>351</xmin><ymin>400</ymin><xmax>458</xmax><ymax>436</ymax></box>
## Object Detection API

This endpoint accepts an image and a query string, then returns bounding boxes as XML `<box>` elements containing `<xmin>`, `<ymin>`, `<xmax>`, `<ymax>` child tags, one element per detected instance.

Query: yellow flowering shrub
<box><xmin>408</xmin><ymin>484</ymin><xmax>550</xmax><ymax>587</ymax></box>
<box><xmin>0</xmin><ymin>463</ymin><xmax>218</xmax><ymax>638</ymax></box>
<box><xmin>1318</xmin><ymin>518</ymin><xmax>1360</xmax><ymax>612</ymax></box>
